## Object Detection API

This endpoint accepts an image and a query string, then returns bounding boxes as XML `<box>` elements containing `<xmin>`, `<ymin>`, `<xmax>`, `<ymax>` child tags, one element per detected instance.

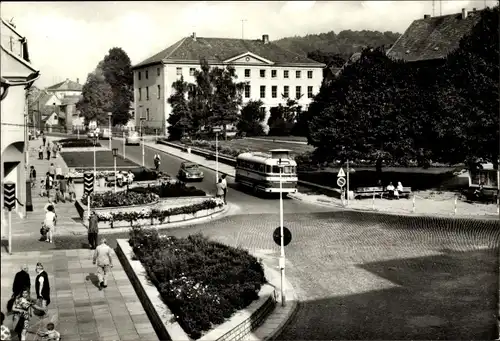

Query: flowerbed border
<box><xmin>116</xmin><ymin>239</ymin><xmax>276</xmax><ymax>341</ymax></box>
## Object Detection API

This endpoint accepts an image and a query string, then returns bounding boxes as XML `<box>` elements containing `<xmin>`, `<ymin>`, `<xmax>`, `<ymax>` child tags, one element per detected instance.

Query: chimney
<box><xmin>424</xmin><ymin>14</ymin><xmax>431</xmax><ymax>19</ymax></box>
<box><xmin>262</xmin><ymin>34</ymin><xmax>269</xmax><ymax>44</ymax></box>
<box><xmin>76</xmin><ymin>78</ymin><xmax>79</xmax><ymax>84</ymax></box>
<box><xmin>472</xmin><ymin>8</ymin><xmax>476</xmax><ymax>11</ymax></box>
<box><xmin>461</xmin><ymin>8</ymin><xmax>467</xmax><ymax>19</ymax></box>
<box><xmin>192</xmin><ymin>32</ymin><xmax>196</xmax><ymax>41</ymax></box>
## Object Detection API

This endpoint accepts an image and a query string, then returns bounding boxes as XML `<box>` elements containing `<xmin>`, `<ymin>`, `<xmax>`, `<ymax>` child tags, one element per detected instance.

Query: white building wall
<box><xmin>134</xmin><ymin>65</ymin><xmax>165</xmax><ymax>131</ymax></box>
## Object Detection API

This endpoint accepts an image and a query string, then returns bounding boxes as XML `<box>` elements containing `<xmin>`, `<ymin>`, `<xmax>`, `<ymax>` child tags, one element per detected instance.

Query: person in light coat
<box><xmin>93</xmin><ymin>238</ymin><xmax>114</xmax><ymax>290</ymax></box>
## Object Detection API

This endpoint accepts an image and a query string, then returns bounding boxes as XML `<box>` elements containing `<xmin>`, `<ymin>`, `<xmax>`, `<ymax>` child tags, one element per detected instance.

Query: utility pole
<box><xmin>432</xmin><ymin>0</ymin><xmax>435</xmax><ymax>16</ymax></box>
<box><xmin>241</xmin><ymin>19</ymin><xmax>247</xmax><ymax>39</ymax></box>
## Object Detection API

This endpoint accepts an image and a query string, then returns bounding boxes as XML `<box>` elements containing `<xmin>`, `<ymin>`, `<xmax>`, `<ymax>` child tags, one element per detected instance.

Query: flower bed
<box><xmin>58</xmin><ymin>138</ymin><xmax>102</xmax><ymax>148</ymax></box>
<box><xmin>129</xmin><ymin>181</ymin><xmax>206</xmax><ymax>197</ymax></box>
<box><xmin>67</xmin><ymin>167</ymin><xmax>160</xmax><ymax>181</ymax></box>
<box><xmin>82</xmin><ymin>190</ymin><xmax>159</xmax><ymax>208</ymax></box>
<box><xmin>128</xmin><ymin>228</ymin><xmax>267</xmax><ymax>339</ymax></box>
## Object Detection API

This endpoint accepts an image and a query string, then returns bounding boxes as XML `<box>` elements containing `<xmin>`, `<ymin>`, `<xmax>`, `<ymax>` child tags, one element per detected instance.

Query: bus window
<box><xmin>259</xmin><ymin>165</ymin><xmax>265</xmax><ymax>172</ymax></box>
<box><xmin>272</xmin><ymin>166</ymin><xmax>280</xmax><ymax>173</ymax></box>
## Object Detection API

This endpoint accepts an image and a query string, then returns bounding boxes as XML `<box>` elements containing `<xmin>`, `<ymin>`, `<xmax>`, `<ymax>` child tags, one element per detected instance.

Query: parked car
<box><xmin>102</xmin><ymin>128</ymin><xmax>112</xmax><ymax>139</ymax></box>
<box><xmin>125</xmin><ymin>131</ymin><xmax>141</xmax><ymax>145</ymax></box>
<box><xmin>178</xmin><ymin>162</ymin><xmax>204</xmax><ymax>182</ymax></box>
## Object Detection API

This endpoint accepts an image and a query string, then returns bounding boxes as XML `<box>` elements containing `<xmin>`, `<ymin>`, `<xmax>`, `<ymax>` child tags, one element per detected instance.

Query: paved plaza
<box><xmin>1</xmin><ymin>249</ymin><xmax>158</xmax><ymax>341</ymax></box>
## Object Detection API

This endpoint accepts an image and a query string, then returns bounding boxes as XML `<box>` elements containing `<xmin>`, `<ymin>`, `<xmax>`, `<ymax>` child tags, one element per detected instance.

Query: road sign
<box><xmin>273</xmin><ymin>226</ymin><xmax>292</xmax><ymax>247</ymax></box>
<box><xmin>4</xmin><ymin>182</ymin><xmax>16</xmax><ymax>210</ymax></box>
<box><xmin>337</xmin><ymin>177</ymin><xmax>346</xmax><ymax>188</ymax></box>
<box><xmin>83</xmin><ymin>173</ymin><xmax>94</xmax><ymax>195</ymax></box>
<box><xmin>337</xmin><ymin>168</ymin><xmax>345</xmax><ymax>177</ymax></box>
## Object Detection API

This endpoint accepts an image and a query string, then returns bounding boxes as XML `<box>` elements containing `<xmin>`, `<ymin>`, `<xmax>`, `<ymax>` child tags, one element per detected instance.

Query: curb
<box><xmin>288</xmin><ymin>193</ymin><xmax>499</xmax><ymax>221</ymax></box>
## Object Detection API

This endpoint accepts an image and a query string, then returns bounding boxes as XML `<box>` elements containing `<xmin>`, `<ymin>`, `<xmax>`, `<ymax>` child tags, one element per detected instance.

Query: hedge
<box><xmin>59</xmin><ymin>138</ymin><xmax>102</xmax><ymax>148</ymax></box>
<box><xmin>128</xmin><ymin>228</ymin><xmax>266</xmax><ymax>339</ymax></box>
<box><xmin>128</xmin><ymin>181</ymin><xmax>206</xmax><ymax>197</ymax></box>
<box><xmin>81</xmin><ymin>190</ymin><xmax>158</xmax><ymax>208</ymax></box>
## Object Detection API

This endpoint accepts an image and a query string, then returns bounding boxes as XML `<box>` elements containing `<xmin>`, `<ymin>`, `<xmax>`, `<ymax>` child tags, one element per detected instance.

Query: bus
<box><xmin>235</xmin><ymin>149</ymin><xmax>298</xmax><ymax>194</ymax></box>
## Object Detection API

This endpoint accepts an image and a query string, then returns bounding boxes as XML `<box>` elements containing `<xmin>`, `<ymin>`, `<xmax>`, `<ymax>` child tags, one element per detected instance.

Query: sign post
<box><xmin>272</xmin><ymin>225</ymin><xmax>292</xmax><ymax>307</ymax></box>
<box><xmin>346</xmin><ymin>160</ymin><xmax>350</xmax><ymax>206</ymax></box>
<box><xmin>213</xmin><ymin>127</ymin><xmax>222</xmax><ymax>181</ymax></box>
<box><xmin>123</xmin><ymin>131</ymin><xmax>126</xmax><ymax>160</ymax></box>
<box><xmin>337</xmin><ymin>168</ymin><xmax>346</xmax><ymax>206</ymax></box>
<box><xmin>4</xmin><ymin>182</ymin><xmax>16</xmax><ymax>254</ymax></box>
<box><xmin>84</xmin><ymin>173</ymin><xmax>94</xmax><ymax>221</ymax></box>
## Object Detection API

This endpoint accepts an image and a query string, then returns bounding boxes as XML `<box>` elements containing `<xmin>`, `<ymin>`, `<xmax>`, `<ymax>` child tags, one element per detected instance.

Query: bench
<box><xmin>355</xmin><ymin>186</ymin><xmax>412</xmax><ymax>199</ymax></box>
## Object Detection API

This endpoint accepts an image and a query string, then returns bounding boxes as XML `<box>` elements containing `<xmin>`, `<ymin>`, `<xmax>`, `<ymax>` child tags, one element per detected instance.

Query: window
<box><xmin>307</xmin><ymin>86</ymin><xmax>313</xmax><ymax>98</ymax></box>
<box><xmin>157</xmin><ymin>85</ymin><xmax>161</xmax><ymax>99</ymax></box>
<box><xmin>138</xmin><ymin>88</ymin><xmax>142</xmax><ymax>101</ymax></box>
<box><xmin>271</xmin><ymin>70</ymin><xmax>277</xmax><ymax>78</ymax></box>
<box><xmin>271</xmin><ymin>86</ymin><xmax>277</xmax><ymax>98</ymax></box>
<box><xmin>146</xmin><ymin>87</ymin><xmax>149</xmax><ymax>100</ymax></box>
<box><xmin>244</xmin><ymin>69</ymin><xmax>251</xmax><ymax>77</ymax></box>
<box><xmin>138</xmin><ymin>72</ymin><xmax>142</xmax><ymax>80</ymax></box>
<box><xmin>260</xmin><ymin>85</ymin><xmax>266</xmax><ymax>98</ymax></box>
<box><xmin>307</xmin><ymin>70</ymin><xmax>313</xmax><ymax>79</ymax></box>
<box><xmin>244</xmin><ymin>85</ymin><xmax>251</xmax><ymax>98</ymax></box>
<box><xmin>157</xmin><ymin>68</ymin><xmax>160</xmax><ymax>76</ymax></box>
<box><xmin>295</xmin><ymin>85</ymin><xmax>302</xmax><ymax>99</ymax></box>
<box><xmin>189</xmin><ymin>68</ymin><xmax>195</xmax><ymax>76</ymax></box>
<box><xmin>260</xmin><ymin>69</ymin><xmax>266</xmax><ymax>78</ymax></box>
<box><xmin>146</xmin><ymin>108</ymin><xmax>150</xmax><ymax>121</ymax></box>
<box><xmin>283</xmin><ymin>86</ymin><xmax>289</xmax><ymax>98</ymax></box>
<box><xmin>145</xmin><ymin>70</ymin><xmax>149</xmax><ymax>79</ymax></box>
<box><xmin>283</xmin><ymin>70</ymin><xmax>289</xmax><ymax>78</ymax></box>
<box><xmin>176</xmin><ymin>67</ymin><xmax>182</xmax><ymax>76</ymax></box>
<box><xmin>296</xmin><ymin>86</ymin><xmax>301</xmax><ymax>99</ymax></box>
<box><xmin>296</xmin><ymin>70</ymin><xmax>301</xmax><ymax>78</ymax></box>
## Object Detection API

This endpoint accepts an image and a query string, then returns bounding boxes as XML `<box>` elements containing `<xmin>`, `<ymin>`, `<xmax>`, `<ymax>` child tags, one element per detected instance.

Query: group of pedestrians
<box><xmin>38</xmin><ymin>135</ymin><xmax>61</xmax><ymax>161</ymax></box>
<box><xmin>216</xmin><ymin>174</ymin><xmax>228</xmax><ymax>205</ymax></box>
<box><xmin>2</xmin><ymin>263</ymin><xmax>59</xmax><ymax>341</ymax></box>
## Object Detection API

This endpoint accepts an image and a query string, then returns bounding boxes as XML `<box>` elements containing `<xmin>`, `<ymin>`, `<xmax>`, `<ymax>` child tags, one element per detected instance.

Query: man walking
<box><xmin>46</xmin><ymin>142</ymin><xmax>51</xmax><ymax>160</ymax></box>
<box><xmin>220</xmin><ymin>174</ymin><xmax>228</xmax><ymax>205</ymax></box>
<box><xmin>34</xmin><ymin>262</ymin><xmax>51</xmax><ymax>313</ymax></box>
<box><xmin>42</xmin><ymin>132</ymin><xmax>46</xmax><ymax>147</ymax></box>
<box><xmin>48</xmin><ymin>163</ymin><xmax>56</xmax><ymax>180</ymax></box>
<box><xmin>12</xmin><ymin>264</ymin><xmax>31</xmax><ymax>298</ymax></box>
<box><xmin>93</xmin><ymin>238</ymin><xmax>113</xmax><ymax>290</ymax></box>
<box><xmin>88</xmin><ymin>211</ymin><xmax>99</xmax><ymax>250</ymax></box>
<box><xmin>29</xmin><ymin>166</ymin><xmax>37</xmax><ymax>188</ymax></box>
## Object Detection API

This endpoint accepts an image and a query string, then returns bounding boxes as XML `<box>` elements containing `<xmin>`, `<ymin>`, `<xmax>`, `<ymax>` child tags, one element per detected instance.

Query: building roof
<box><xmin>60</xmin><ymin>95</ymin><xmax>82</xmax><ymax>106</ymax></box>
<box><xmin>46</xmin><ymin>78</ymin><xmax>83</xmax><ymax>92</ymax></box>
<box><xmin>134</xmin><ymin>35</ymin><xmax>324</xmax><ymax>69</ymax></box>
<box><xmin>386</xmin><ymin>9</ymin><xmax>483</xmax><ymax>62</ymax></box>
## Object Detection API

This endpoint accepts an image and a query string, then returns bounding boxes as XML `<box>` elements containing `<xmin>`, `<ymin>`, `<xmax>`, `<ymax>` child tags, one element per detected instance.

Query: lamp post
<box><xmin>140</xmin><ymin>117</ymin><xmax>146</xmax><ymax>167</ymax></box>
<box><xmin>77</xmin><ymin>112</ymin><xmax>80</xmax><ymax>139</ymax></box>
<box><xmin>108</xmin><ymin>112</ymin><xmax>112</xmax><ymax>150</ymax></box>
<box><xmin>278</xmin><ymin>159</ymin><xmax>286</xmax><ymax>306</ymax></box>
<box><xmin>213</xmin><ymin>127</ymin><xmax>221</xmax><ymax>181</ymax></box>
<box><xmin>93</xmin><ymin>136</ymin><xmax>98</xmax><ymax>188</ymax></box>
<box><xmin>112</xmin><ymin>148</ymin><xmax>118</xmax><ymax>193</ymax></box>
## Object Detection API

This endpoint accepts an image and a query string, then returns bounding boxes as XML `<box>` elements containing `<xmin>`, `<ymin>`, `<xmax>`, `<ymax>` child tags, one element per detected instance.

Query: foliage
<box><xmin>58</xmin><ymin>138</ymin><xmax>102</xmax><ymax>148</ymax></box>
<box><xmin>129</xmin><ymin>181</ymin><xmax>206</xmax><ymax>197</ymax></box>
<box><xmin>101</xmin><ymin>47</ymin><xmax>134</xmax><ymax>126</ymax></box>
<box><xmin>81</xmin><ymin>190</ymin><xmax>158</xmax><ymax>208</ymax></box>
<box><xmin>236</xmin><ymin>100</ymin><xmax>266</xmax><ymax>137</ymax></box>
<box><xmin>131</xmin><ymin>167</ymin><xmax>159</xmax><ymax>182</ymax></box>
<box><xmin>128</xmin><ymin>229</ymin><xmax>266</xmax><ymax>339</ymax></box>
<box><xmin>268</xmin><ymin>99</ymin><xmax>302</xmax><ymax>136</ymax></box>
<box><xmin>167</xmin><ymin>76</ymin><xmax>192</xmax><ymax>140</ymax></box>
<box><xmin>77</xmin><ymin>67</ymin><xmax>114</xmax><ymax>125</ymax></box>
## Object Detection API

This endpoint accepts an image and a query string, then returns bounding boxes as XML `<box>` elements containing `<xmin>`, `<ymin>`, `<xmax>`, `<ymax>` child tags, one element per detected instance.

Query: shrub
<box><xmin>59</xmin><ymin>138</ymin><xmax>101</xmax><ymax>148</ymax></box>
<box><xmin>128</xmin><ymin>228</ymin><xmax>266</xmax><ymax>339</ymax></box>
<box><xmin>132</xmin><ymin>167</ymin><xmax>159</xmax><ymax>181</ymax></box>
<box><xmin>129</xmin><ymin>181</ymin><xmax>206</xmax><ymax>197</ymax></box>
<box><xmin>82</xmin><ymin>190</ymin><xmax>158</xmax><ymax>208</ymax></box>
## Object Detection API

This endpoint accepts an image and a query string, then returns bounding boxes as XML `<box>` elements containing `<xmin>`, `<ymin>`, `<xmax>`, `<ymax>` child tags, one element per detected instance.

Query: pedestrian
<box><xmin>36</xmin><ymin>322</ymin><xmax>60</xmax><ymax>341</ymax></box>
<box><xmin>33</xmin><ymin>263</ymin><xmax>50</xmax><ymax>314</ymax></box>
<box><xmin>42</xmin><ymin>133</ymin><xmax>46</xmax><ymax>147</ymax></box>
<box><xmin>12</xmin><ymin>265</ymin><xmax>31</xmax><ymax>299</ymax></box>
<box><xmin>88</xmin><ymin>211</ymin><xmax>99</xmax><ymax>250</ymax></box>
<box><xmin>38</xmin><ymin>145</ymin><xmax>44</xmax><ymax>160</ymax></box>
<box><xmin>11</xmin><ymin>289</ymin><xmax>32</xmax><ymax>341</ymax></box>
<box><xmin>67</xmin><ymin>177</ymin><xmax>76</xmax><ymax>203</ymax></box>
<box><xmin>29</xmin><ymin>166</ymin><xmax>37</xmax><ymax>189</ymax></box>
<box><xmin>93</xmin><ymin>238</ymin><xmax>114</xmax><ymax>290</ymax></box>
<box><xmin>216</xmin><ymin>178</ymin><xmax>224</xmax><ymax>200</ymax></box>
<box><xmin>220</xmin><ymin>174</ymin><xmax>228</xmax><ymax>205</ymax></box>
<box><xmin>52</xmin><ymin>143</ymin><xmax>58</xmax><ymax>158</ymax></box>
<box><xmin>43</xmin><ymin>205</ymin><xmax>56</xmax><ymax>243</ymax></box>
<box><xmin>58</xmin><ymin>176</ymin><xmax>67</xmax><ymax>203</ymax></box>
<box><xmin>46</xmin><ymin>143</ymin><xmax>51</xmax><ymax>160</ymax></box>
<box><xmin>48</xmin><ymin>163</ymin><xmax>56</xmax><ymax>180</ymax></box>
<box><xmin>44</xmin><ymin>172</ymin><xmax>53</xmax><ymax>198</ymax></box>
<box><xmin>0</xmin><ymin>312</ymin><xmax>11</xmax><ymax>341</ymax></box>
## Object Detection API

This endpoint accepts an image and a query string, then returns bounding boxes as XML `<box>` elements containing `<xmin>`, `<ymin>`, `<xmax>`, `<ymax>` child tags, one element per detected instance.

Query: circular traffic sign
<box><xmin>337</xmin><ymin>177</ymin><xmax>346</xmax><ymax>188</ymax></box>
<box><xmin>273</xmin><ymin>227</ymin><xmax>292</xmax><ymax>247</ymax></box>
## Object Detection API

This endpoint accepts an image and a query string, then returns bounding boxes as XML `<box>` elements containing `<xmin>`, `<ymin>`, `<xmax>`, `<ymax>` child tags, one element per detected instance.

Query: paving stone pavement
<box><xmin>0</xmin><ymin>249</ymin><xmax>158</xmax><ymax>341</ymax></box>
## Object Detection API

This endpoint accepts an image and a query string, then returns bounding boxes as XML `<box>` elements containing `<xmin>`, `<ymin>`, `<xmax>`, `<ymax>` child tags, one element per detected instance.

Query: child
<box><xmin>37</xmin><ymin>322</ymin><xmax>60</xmax><ymax>341</ymax></box>
<box><xmin>38</xmin><ymin>145</ymin><xmax>44</xmax><ymax>160</ymax></box>
<box><xmin>40</xmin><ymin>179</ymin><xmax>47</xmax><ymax>198</ymax></box>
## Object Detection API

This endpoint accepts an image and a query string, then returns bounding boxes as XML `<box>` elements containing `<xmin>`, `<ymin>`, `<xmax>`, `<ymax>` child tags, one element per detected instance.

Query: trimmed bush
<box><xmin>129</xmin><ymin>181</ymin><xmax>206</xmax><ymax>197</ymax></box>
<box><xmin>128</xmin><ymin>228</ymin><xmax>266</xmax><ymax>339</ymax></box>
<box><xmin>59</xmin><ymin>138</ymin><xmax>101</xmax><ymax>148</ymax></box>
<box><xmin>132</xmin><ymin>167</ymin><xmax>159</xmax><ymax>182</ymax></box>
<box><xmin>82</xmin><ymin>190</ymin><xmax>158</xmax><ymax>208</ymax></box>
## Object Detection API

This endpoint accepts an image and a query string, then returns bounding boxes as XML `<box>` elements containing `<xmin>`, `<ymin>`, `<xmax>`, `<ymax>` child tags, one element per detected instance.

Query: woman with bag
<box><xmin>11</xmin><ymin>288</ymin><xmax>32</xmax><ymax>341</ymax></box>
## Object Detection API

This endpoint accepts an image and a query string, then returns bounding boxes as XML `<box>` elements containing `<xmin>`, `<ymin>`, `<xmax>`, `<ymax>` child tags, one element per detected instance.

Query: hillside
<box><xmin>274</xmin><ymin>29</ymin><xmax>401</xmax><ymax>66</ymax></box>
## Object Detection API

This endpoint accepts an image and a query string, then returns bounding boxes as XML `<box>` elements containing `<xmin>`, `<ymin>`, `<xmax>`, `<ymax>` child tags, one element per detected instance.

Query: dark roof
<box><xmin>386</xmin><ymin>9</ymin><xmax>483</xmax><ymax>62</ymax></box>
<box><xmin>46</xmin><ymin>78</ymin><xmax>83</xmax><ymax>92</ymax></box>
<box><xmin>134</xmin><ymin>36</ymin><xmax>323</xmax><ymax>68</ymax></box>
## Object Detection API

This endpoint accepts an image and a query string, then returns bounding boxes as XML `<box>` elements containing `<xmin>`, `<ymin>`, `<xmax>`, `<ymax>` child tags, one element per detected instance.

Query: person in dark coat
<box><xmin>12</xmin><ymin>264</ymin><xmax>31</xmax><ymax>298</ymax></box>
<box><xmin>34</xmin><ymin>262</ymin><xmax>50</xmax><ymax>311</ymax></box>
<box><xmin>88</xmin><ymin>211</ymin><xmax>99</xmax><ymax>250</ymax></box>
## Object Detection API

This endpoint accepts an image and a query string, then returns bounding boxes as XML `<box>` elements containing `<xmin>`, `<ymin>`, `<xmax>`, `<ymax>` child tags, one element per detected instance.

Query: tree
<box><xmin>267</xmin><ymin>98</ymin><xmax>302</xmax><ymax>136</ymax></box>
<box><xmin>77</xmin><ymin>67</ymin><xmax>114</xmax><ymax>126</ymax></box>
<box><xmin>236</xmin><ymin>100</ymin><xmax>266</xmax><ymax>136</ymax></box>
<box><xmin>166</xmin><ymin>76</ymin><xmax>192</xmax><ymax>140</ymax></box>
<box><xmin>101</xmin><ymin>47</ymin><xmax>134</xmax><ymax>126</ymax></box>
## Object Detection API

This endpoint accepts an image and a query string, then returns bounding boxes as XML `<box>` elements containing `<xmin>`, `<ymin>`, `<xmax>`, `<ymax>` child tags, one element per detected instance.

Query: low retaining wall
<box><xmin>116</xmin><ymin>239</ymin><xmax>276</xmax><ymax>341</ymax></box>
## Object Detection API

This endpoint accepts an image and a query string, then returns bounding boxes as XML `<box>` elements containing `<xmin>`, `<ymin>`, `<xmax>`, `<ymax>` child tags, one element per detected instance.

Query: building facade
<box><xmin>132</xmin><ymin>34</ymin><xmax>325</xmax><ymax>135</ymax></box>
<box><xmin>1</xmin><ymin>18</ymin><xmax>39</xmax><ymax>221</ymax></box>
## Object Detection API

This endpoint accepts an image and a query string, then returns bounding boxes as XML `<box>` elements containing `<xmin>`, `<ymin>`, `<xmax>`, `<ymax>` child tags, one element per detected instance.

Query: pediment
<box><xmin>224</xmin><ymin>52</ymin><xmax>274</xmax><ymax>65</ymax></box>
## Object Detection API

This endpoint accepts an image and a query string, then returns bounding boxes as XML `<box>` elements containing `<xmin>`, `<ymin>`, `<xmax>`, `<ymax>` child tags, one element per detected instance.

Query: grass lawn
<box><xmin>252</xmin><ymin>135</ymin><xmax>308</xmax><ymax>142</ymax></box>
<box><xmin>200</xmin><ymin>138</ymin><xmax>314</xmax><ymax>156</ymax></box>
<box><xmin>61</xmin><ymin>151</ymin><xmax>139</xmax><ymax>169</ymax></box>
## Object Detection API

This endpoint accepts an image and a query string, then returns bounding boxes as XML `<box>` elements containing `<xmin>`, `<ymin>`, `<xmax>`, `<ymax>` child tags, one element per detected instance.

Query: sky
<box><xmin>2</xmin><ymin>0</ymin><xmax>496</xmax><ymax>88</ymax></box>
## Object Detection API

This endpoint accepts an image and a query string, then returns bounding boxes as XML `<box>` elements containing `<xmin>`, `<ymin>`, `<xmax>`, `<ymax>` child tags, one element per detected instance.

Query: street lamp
<box><xmin>140</xmin><ymin>117</ymin><xmax>146</xmax><ymax>167</ymax></box>
<box><xmin>278</xmin><ymin>159</ymin><xmax>286</xmax><ymax>307</ymax></box>
<box><xmin>112</xmin><ymin>148</ymin><xmax>118</xmax><ymax>193</ymax></box>
<box><xmin>108</xmin><ymin>112</ymin><xmax>112</xmax><ymax>150</ymax></box>
<box><xmin>213</xmin><ymin>127</ymin><xmax>221</xmax><ymax>181</ymax></box>
<box><xmin>93</xmin><ymin>136</ymin><xmax>98</xmax><ymax>188</ymax></box>
<box><xmin>77</xmin><ymin>112</ymin><xmax>80</xmax><ymax>140</ymax></box>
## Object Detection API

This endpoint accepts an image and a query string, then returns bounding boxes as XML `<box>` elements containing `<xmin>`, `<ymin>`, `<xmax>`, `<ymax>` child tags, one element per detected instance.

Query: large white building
<box><xmin>132</xmin><ymin>33</ymin><xmax>325</xmax><ymax>135</ymax></box>
<box><xmin>1</xmin><ymin>18</ymin><xmax>39</xmax><ymax>221</ymax></box>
